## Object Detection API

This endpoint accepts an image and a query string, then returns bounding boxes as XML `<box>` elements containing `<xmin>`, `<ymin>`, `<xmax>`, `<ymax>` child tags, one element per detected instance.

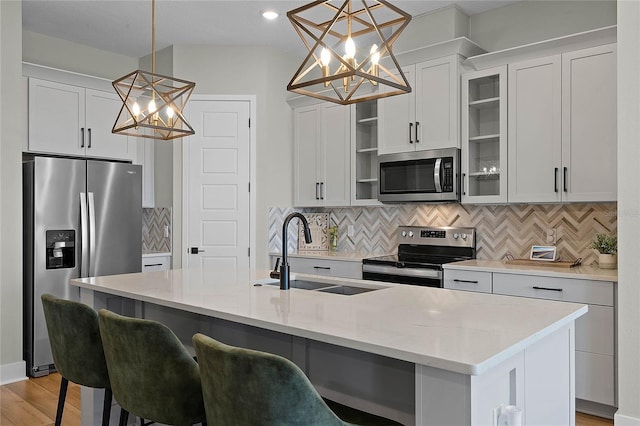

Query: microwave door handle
<box><xmin>434</xmin><ymin>158</ymin><xmax>442</xmax><ymax>192</ymax></box>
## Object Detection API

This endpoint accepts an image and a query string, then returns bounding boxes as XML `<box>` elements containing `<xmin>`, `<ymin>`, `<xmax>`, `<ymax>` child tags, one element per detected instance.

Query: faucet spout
<box><xmin>280</xmin><ymin>212</ymin><xmax>312</xmax><ymax>290</ymax></box>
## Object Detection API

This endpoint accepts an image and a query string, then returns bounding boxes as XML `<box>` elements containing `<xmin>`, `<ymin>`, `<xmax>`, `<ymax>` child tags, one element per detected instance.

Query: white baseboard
<box><xmin>0</xmin><ymin>361</ymin><xmax>27</xmax><ymax>385</ymax></box>
<box><xmin>615</xmin><ymin>412</ymin><xmax>640</xmax><ymax>425</ymax></box>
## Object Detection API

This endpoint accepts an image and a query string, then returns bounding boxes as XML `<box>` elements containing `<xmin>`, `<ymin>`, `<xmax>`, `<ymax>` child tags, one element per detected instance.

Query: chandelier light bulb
<box><xmin>370</xmin><ymin>44</ymin><xmax>380</xmax><ymax>65</ymax></box>
<box><xmin>321</xmin><ymin>48</ymin><xmax>331</xmax><ymax>67</ymax></box>
<box><xmin>132</xmin><ymin>102</ymin><xmax>141</xmax><ymax>118</ymax></box>
<box><xmin>148</xmin><ymin>99</ymin><xmax>157</xmax><ymax>114</ymax></box>
<box><xmin>166</xmin><ymin>106</ymin><xmax>174</xmax><ymax>118</ymax></box>
<box><xmin>345</xmin><ymin>37</ymin><xmax>356</xmax><ymax>59</ymax></box>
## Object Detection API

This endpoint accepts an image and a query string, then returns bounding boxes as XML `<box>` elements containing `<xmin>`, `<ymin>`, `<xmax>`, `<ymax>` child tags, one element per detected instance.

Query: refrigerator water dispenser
<box><xmin>45</xmin><ymin>230</ymin><xmax>75</xmax><ymax>269</ymax></box>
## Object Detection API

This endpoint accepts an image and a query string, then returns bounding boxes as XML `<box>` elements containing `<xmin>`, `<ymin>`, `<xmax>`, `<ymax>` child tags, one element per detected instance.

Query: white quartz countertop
<box><xmin>71</xmin><ymin>268</ymin><xmax>586</xmax><ymax>376</ymax></box>
<box><xmin>443</xmin><ymin>260</ymin><xmax>618</xmax><ymax>282</ymax></box>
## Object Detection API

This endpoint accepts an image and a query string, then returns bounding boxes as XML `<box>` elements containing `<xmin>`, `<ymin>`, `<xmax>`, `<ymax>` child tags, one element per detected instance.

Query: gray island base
<box><xmin>71</xmin><ymin>268</ymin><xmax>587</xmax><ymax>425</ymax></box>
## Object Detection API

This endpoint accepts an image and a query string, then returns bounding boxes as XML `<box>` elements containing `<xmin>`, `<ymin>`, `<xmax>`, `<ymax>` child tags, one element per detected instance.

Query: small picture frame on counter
<box><xmin>529</xmin><ymin>245</ymin><xmax>557</xmax><ymax>261</ymax></box>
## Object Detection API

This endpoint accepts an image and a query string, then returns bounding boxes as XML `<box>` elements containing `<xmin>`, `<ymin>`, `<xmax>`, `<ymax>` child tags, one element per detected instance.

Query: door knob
<box><xmin>190</xmin><ymin>247</ymin><xmax>205</xmax><ymax>254</ymax></box>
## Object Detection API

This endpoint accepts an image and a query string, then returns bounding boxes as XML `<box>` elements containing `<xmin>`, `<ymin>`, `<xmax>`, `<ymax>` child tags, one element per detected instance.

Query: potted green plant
<box><xmin>590</xmin><ymin>233</ymin><xmax>617</xmax><ymax>269</ymax></box>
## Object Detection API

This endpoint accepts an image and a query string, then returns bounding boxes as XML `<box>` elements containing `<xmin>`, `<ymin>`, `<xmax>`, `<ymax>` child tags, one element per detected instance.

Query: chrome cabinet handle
<box><xmin>409</xmin><ymin>123</ymin><xmax>413</xmax><ymax>143</ymax></box>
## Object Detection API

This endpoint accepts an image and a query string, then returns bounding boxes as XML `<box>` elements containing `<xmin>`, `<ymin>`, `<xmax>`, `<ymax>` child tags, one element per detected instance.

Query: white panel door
<box><xmin>562</xmin><ymin>44</ymin><xmax>617</xmax><ymax>202</ymax></box>
<box><xmin>378</xmin><ymin>65</ymin><xmax>415</xmax><ymax>154</ymax></box>
<box><xmin>85</xmin><ymin>89</ymin><xmax>133</xmax><ymax>160</ymax></box>
<box><xmin>28</xmin><ymin>78</ymin><xmax>85</xmax><ymax>156</ymax></box>
<box><xmin>415</xmin><ymin>56</ymin><xmax>459</xmax><ymax>150</ymax></box>
<box><xmin>321</xmin><ymin>103</ymin><xmax>350</xmax><ymax>206</ymax></box>
<box><xmin>508</xmin><ymin>55</ymin><xmax>562</xmax><ymax>203</ymax></box>
<box><xmin>185</xmin><ymin>100</ymin><xmax>251</xmax><ymax>282</ymax></box>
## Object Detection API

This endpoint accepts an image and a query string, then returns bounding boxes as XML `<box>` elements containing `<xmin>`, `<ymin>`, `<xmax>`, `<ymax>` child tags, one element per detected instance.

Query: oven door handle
<box><xmin>362</xmin><ymin>264</ymin><xmax>442</xmax><ymax>280</ymax></box>
<box><xmin>434</xmin><ymin>158</ymin><xmax>442</xmax><ymax>193</ymax></box>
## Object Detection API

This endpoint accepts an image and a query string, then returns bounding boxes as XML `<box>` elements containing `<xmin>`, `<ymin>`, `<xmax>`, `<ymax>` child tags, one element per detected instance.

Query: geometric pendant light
<box><xmin>287</xmin><ymin>0</ymin><xmax>411</xmax><ymax>105</ymax></box>
<box><xmin>112</xmin><ymin>0</ymin><xmax>196</xmax><ymax>140</ymax></box>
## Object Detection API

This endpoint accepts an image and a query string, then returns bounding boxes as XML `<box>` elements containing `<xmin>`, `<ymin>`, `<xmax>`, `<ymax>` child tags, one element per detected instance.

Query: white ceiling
<box><xmin>22</xmin><ymin>1</ymin><xmax>518</xmax><ymax>58</ymax></box>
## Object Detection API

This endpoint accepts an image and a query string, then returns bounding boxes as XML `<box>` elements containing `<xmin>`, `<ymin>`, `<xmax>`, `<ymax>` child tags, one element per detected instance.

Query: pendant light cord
<box><xmin>151</xmin><ymin>0</ymin><xmax>155</xmax><ymax>74</ymax></box>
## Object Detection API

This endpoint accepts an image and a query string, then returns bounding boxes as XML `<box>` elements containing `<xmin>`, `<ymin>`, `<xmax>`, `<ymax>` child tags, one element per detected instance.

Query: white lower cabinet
<box><xmin>492</xmin><ymin>273</ymin><xmax>615</xmax><ymax>408</ymax></box>
<box><xmin>288</xmin><ymin>257</ymin><xmax>362</xmax><ymax>280</ymax></box>
<box><xmin>142</xmin><ymin>254</ymin><xmax>171</xmax><ymax>272</ymax></box>
<box><xmin>443</xmin><ymin>269</ymin><xmax>492</xmax><ymax>293</ymax></box>
<box><xmin>444</xmin><ymin>268</ymin><xmax>616</xmax><ymax>409</ymax></box>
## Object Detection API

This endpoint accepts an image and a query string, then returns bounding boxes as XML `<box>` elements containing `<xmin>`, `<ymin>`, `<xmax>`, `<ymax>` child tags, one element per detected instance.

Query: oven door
<box><xmin>362</xmin><ymin>264</ymin><xmax>442</xmax><ymax>288</ymax></box>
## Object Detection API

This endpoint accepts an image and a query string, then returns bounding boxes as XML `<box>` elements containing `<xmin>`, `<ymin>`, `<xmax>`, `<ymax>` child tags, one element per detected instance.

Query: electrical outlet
<box><xmin>347</xmin><ymin>224</ymin><xmax>355</xmax><ymax>237</ymax></box>
<box><xmin>546</xmin><ymin>228</ymin><xmax>556</xmax><ymax>244</ymax></box>
<box><xmin>164</xmin><ymin>225</ymin><xmax>170</xmax><ymax>238</ymax></box>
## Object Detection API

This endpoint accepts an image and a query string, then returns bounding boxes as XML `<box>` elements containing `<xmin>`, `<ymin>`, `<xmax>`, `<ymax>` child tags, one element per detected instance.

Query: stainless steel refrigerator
<box><xmin>23</xmin><ymin>156</ymin><xmax>142</xmax><ymax>377</ymax></box>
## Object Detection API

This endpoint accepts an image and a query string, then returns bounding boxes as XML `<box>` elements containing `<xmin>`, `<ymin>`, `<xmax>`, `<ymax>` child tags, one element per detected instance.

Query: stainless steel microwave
<box><xmin>378</xmin><ymin>148</ymin><xmax>461</xmax><ymax>203</ymax></box>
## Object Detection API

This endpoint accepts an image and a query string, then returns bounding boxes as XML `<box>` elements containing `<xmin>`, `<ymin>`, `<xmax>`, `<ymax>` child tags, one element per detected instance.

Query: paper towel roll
<box><xmin>497</xmin><ymin>405</ymin><xmax>522</xmax><ymax>426</ymax></box>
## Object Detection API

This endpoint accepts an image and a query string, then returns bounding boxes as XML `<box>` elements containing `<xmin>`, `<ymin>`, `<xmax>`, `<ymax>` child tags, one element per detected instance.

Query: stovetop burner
<box><xmin>363</xmin><ymin>225</ymin><xmax>477</xmax><ymax>269</ymax></box>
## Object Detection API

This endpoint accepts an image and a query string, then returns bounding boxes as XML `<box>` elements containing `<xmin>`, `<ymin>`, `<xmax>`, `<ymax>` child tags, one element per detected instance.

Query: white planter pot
<box><xmin>598</xmin><ymin>253</ymin><xmax>617</xmax><ymax>269</ymax></box>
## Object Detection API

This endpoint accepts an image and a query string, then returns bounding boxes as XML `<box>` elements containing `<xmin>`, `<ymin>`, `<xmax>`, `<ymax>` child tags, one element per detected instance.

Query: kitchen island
<box><xmin>71</xmin><ymin>268</ymin><xmax>587</xmax><ymax>426</ymax></box>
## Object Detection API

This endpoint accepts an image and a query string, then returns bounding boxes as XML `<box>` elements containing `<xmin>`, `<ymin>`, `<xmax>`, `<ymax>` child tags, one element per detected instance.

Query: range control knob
<box><xmin>461</xmin><ymin>233</ymin><xmax>467</xmax><ymax>240</ymax></box>
<box><xmin>401</xmin><ymin>231</ymin><xmax>407</xmax><ymax>237</ymax></box>
<box><xmin>453</xmin><ymin>233</ymin><xmax>459</xmax><ymax>239</ymax></box>
<box><xmin>408</xmin><ymin>231</ymin><xmax>414</xmax><ymax>238</ymax></box>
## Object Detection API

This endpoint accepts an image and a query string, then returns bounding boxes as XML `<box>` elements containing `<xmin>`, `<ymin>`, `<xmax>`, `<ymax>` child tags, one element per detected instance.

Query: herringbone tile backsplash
<box><xmin>268</xmin><ymin>203</ymin><xmax>617</xmax><ymax>265</ymax></box>
<box><xmin>142</xmin><ymin>207</ymin><xmax>172</xmax><ymax>253</ymax></box>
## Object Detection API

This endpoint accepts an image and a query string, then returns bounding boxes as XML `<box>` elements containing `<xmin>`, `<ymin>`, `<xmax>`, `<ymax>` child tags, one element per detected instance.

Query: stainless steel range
<box><xmin>362</xmin><ymin>226</ymin><xmax>476</xmax><ymax>287</ymax></box>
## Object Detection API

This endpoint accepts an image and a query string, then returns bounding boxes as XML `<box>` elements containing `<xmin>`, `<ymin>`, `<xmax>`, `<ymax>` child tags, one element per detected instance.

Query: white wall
<box><xmin>171</xmin><ymin>45</ymin><xmax>298</xmax><ymax>269</ymax></box>
<box><xmin>1</xmin><ymin>0</ymin><xmax>26</xmax><ymax>383</ymax></box>
<box><xmin>23</xmin><ymin>30</ymin><xmax>137</xmax><ymax>79</ymax></box>
<box><xmin>469</xmin><ymin>0</ymin><xmax>616</xmax><ymax>52</ymax></box>
<box><xmin>616</xmin><ymin>2</ymin><xmax>640</xmax><ymax>423</ymax></box>
<box><xmin>393</xmin><ymin>6</ymin><xmax>470</xmax><ymax>53</ymax></box>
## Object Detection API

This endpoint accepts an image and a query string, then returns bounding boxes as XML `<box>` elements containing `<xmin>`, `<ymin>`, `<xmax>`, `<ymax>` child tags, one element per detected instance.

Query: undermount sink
<box><xmin>317</xmin><ymin>285</ymin><xmax>379</xmax><ymax>295</ymax></box>
<box><xmin>255</xmin><ymin>279</ymin><xmax>382</xmax><ymax>295</ymax></box>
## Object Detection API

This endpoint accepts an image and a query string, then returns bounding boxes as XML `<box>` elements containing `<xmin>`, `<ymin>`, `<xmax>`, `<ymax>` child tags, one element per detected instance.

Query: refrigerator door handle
<box><xmin>80</xmin><ymin>192</ymin><xmax>89</xmax><ymax>277</ymax></box>
<box><xmin>88</xmin><ymin>192</ymin><xmax>96</xmax><ymax>277</ymax></box>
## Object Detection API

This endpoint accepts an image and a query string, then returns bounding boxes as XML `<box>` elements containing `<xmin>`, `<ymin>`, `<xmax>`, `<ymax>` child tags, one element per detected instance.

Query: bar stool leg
<box><xmin>101</xmin><ymin>388</ymin><xmax>113</xmax><ymax>426</ymax></box>
<box><xmin>54</xmin><ymin>377</ymin><xmax>69</xmax><ymax>426</ymax></box>
<box><xmin>119</xmin><ymin>409</ymin><xmax>129</xmax><ymax>426</ymax></box>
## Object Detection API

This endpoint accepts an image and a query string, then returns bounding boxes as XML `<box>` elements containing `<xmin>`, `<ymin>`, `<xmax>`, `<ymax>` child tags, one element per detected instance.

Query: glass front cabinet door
<box><xmin>461</xmin><ymin>66</ymin><xmax>507</xmax><ymax>203</ymax></box>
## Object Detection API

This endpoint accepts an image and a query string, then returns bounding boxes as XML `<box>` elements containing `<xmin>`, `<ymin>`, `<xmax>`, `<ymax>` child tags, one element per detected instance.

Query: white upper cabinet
<box><xmin>561</xmin><ymin>44</ymin><xmax>617</xmax><ymax>202</ymax></box>
<box><xmin>293</xmin><ymin>102</ymin><xmax>350</xmax><ymax>207</ymax></box>
<box><xmin>461</xmin><ymin>66</ymin><xmax>508</xmax><ymax>204</ymax></box>
<box><xmin>378</xmin><ymin>55</ymin><xmax>461</xmax><ymax>154</ymax></box>
<box><xmin>28</xmin><ymin>78</ymin><xmax>134</xmax><ymax>161</ymax></box>
<box><xmin>508</xmin><ymin>44</ymin><xmax>617</xmax><ymax>203</ymax></box>
<box><xmin>508</xmin><ymin>55</ymin><xmax>563</xmax><ymax>203</ymax></box>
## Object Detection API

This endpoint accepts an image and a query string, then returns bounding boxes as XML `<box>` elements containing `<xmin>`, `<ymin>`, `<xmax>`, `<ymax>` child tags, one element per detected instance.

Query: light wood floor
<box><xmin>1</xmin><ymin>373</ymin><xmax>614</xmax><ymax>425</ymax></box>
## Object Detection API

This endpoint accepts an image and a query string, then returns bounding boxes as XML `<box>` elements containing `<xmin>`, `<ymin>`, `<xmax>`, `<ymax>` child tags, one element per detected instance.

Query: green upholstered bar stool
<box><xmin>41</xmin><ymin>294</ymin><xmax>113</xmax><ymax>426</ymax></box>
<box><xmin>192</xmin><ymin>333</ymin><xmax>403</xmax><ymax>426</ymax></box>
<box><xmin>98</xmin><ymin>309</ymin><xmax>206</xmax><ymax>426</ymax></box>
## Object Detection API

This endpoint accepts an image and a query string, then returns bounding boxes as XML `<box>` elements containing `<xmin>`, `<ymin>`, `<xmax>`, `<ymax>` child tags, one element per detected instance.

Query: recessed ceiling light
<box><xmin>262</xmin><ymin>10</ymin><xmax>279</xmax><ymax>20</ymax></box>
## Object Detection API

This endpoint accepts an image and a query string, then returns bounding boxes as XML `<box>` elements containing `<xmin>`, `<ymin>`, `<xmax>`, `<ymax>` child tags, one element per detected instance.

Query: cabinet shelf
<box><xmin>469</xmin><ymin>97</ymin><xmax>500</xmax><ymax>110</ymax></box>
<box><xmin>469</xmin><ymin>171</ymin><xmax>501</xmax><ymax>180</ymax></box>
<box><xmin>357</xmin><ymin>117</ymin><xmax>378</xmax><ymax>125</ymax></box>
<box><xmin>469</xmin><ymin>134</ymin><xmax>500</xmax><ymax>142</ymax></box>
